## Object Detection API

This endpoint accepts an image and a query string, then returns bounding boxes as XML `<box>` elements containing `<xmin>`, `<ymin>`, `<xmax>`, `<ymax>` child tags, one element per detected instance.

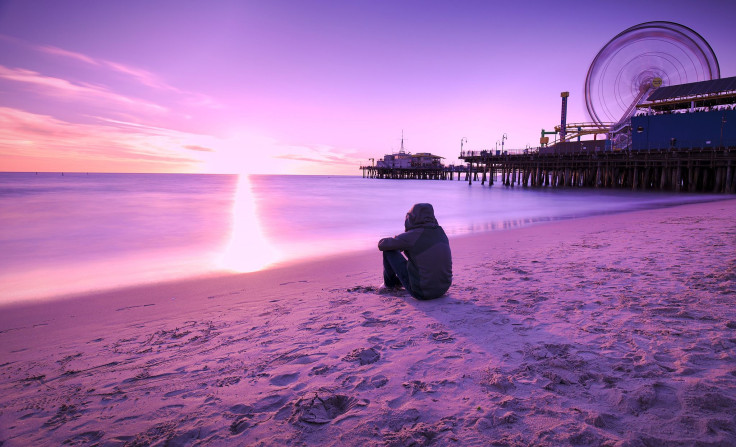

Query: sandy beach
<box><xmin>1</xmin><ymin>198</ymin><xmax>735</xmax><ymax>446</ymax></box>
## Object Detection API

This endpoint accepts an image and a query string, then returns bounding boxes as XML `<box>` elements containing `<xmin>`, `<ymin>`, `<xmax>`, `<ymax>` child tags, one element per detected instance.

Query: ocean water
<box><xmin>0</xmin><ymin>172</ymin><xmax>723</xmax><ymax>303</ymax></box>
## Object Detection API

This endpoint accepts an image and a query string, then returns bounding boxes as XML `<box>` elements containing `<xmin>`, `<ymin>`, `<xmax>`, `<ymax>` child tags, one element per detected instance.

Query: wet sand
<box><xmin>1</xmin><ymin>199</ymin><xmax>735</xmax><ymax>446</ymax></box>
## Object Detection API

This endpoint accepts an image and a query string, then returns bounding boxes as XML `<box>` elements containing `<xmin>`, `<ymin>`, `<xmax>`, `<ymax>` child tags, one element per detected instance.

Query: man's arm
<box><xmin>377</xmin><ymin>231</ymin><xmax>417</xmax><ymax>251</ymax></box>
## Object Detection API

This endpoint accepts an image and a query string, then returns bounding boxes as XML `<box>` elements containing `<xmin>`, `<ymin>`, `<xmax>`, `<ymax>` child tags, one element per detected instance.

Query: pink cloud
<box><xmin>0</xmin><ymin>107</ymin><xmax>200</xmax><ymax>170</ymax></box>
<box><xmin>184</xmin><ymin>145</ymin><xmax>215</xmax><ymax>152</ymax></box>
<box><xmin>275</xmin><ymin>153</ymin><xmax>346</xmax><ymax>165</ymax></box>
<box><xmin>0</xmin><ymin>35</ymin><xmax>220</xmax><ymax>110</ymax></box>
<box><xmin>33</xmin><ymin>41</ymin><xmax>220</xmax><ymax>108</ymax></box>
<box><xmin>106</xmin><ymin>60</ymin><xmax>177</xmax><ymax>91</ymax></box>
<box><xmin>37</xmin><ymin>45</ymin><xmax>100</xmax><ymax>66</ymax></box>
<box><xmin>275</xmin><ymin>145</ymin><xmax>359</xmax><ymax>165</ymax></box>
<box><xmin>0</xmin><ymin>65</ymin><xmax>167</xmax><ymax>112</ymax></box>
<box><xmin>93</xmin><ymin>117</ymin><xmax>184</xmax><ymax>134</ymax></box>
<box><xmin>36</xmin><ymin>42</ymin><xmax>172</xmax><ymax>89</ymax></box>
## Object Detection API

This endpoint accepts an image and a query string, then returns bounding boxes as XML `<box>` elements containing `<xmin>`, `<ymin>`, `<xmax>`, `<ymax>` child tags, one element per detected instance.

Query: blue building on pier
<box><xmin>632</xmin><ymin>76</ymin><xmax>736</xmax><ymax>150</ymax></box>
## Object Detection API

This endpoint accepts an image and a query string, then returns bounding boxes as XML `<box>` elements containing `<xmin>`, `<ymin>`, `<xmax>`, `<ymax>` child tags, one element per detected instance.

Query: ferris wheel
<box><xmin>584</xmin><ymin>21</ymin><xmax>720</xmax><ymax>145</ymax></box>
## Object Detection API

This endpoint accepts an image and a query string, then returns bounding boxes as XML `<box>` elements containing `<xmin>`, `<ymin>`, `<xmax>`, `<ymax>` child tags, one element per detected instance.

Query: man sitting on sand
<box><xmin>378</xmin><ymin>203</ymin><xmax>452</xmax><ymax>300</ymax></box>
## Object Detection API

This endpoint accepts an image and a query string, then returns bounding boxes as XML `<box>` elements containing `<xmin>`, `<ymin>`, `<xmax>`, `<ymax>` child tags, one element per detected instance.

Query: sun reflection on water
<box><xmin>218</xmin><ymin>174</ymin><xmax>280</xmax><ymax>272</ymax></box>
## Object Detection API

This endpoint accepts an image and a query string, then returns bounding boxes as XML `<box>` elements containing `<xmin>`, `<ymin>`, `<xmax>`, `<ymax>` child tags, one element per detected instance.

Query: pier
<box><xmin>361</xmin><ymin>146</ymin><xmax>736</xmax><ymax>193</ymax></box>
<box><xmin>458</xmin><ymin>146</ymin><xmax>736</xmax><ymax>193</ymax></box>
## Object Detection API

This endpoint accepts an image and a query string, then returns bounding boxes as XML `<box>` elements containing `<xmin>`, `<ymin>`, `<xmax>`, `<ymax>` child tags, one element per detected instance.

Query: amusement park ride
<box><xmin>542</xmin><ymin>21</ymin><xmax>722</xmax><ymax>151</ymax></box>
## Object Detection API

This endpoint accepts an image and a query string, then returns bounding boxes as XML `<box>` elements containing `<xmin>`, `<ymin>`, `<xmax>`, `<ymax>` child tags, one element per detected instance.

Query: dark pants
<box><xmin>383</xmin><ymin>250</ymin><xmax>418</xmax><ymax>298</ymax></box>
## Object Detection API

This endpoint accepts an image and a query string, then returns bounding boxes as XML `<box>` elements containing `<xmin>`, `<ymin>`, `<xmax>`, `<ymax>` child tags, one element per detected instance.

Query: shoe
<box><xmin>377</xmin><ymin>283</ymin><xmax>403</xmax><ymax>294</ymax></box>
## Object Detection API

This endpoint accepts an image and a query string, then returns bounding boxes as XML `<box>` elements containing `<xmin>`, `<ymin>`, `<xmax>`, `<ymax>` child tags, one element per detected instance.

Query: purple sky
<box><xmin>0</xmin><ymin>0</ymin><xmax>734</xmax><ymax>174</ymax></box>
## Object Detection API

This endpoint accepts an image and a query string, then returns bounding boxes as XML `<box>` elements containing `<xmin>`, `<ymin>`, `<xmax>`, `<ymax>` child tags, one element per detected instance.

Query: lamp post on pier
<box><xmin>501</xmin><ymin>133</ymin><xmax>508</xmax><ymax>154</ymax></box>
<box><xmin>721</xmin><ymin>113</ymin><xmax>727</xmax><ymax>149</ymax></box>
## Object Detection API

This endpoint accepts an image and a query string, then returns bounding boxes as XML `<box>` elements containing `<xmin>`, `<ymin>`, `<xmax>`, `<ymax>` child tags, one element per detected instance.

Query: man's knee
<box><xmin>383</xmin><ymin>250</ymin><xmax>406</xmax><ymax>266</ymax></box>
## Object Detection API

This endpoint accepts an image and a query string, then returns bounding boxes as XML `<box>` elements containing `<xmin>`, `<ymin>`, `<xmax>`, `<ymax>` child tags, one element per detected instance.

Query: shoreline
<box><xmin>1</xmin><ymin>198</ymin><xmax>735</xmax><ymax>445</ymax></box>
<box><xmin>1</xmin><ymin>198</ymin><xmax>734</xmax><ymax>346</ymax></box>
<box><xmin>1</xmin><ymin>194</ymin><xmax>730</xmax><ymax>309</ymax></box>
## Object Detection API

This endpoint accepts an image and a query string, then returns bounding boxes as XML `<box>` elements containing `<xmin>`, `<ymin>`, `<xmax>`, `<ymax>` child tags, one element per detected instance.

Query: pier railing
<box><xmin>460</xmin><ymin>148</ymin><xmax>535</xmax><ymax>157</ymax></box>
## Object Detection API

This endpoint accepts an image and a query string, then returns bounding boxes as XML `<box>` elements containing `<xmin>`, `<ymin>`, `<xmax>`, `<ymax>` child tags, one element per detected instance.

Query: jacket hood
<box><xmin>405</xmin><ymin>203</ymin><xmax>439</xmax><ymax>231</ymax></box>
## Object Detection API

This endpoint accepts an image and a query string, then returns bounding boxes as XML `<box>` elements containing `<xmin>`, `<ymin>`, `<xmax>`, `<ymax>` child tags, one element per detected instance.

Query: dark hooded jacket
<box><xmin>378</xmin><ymin>203</ymin><xmax>452</xmax><ymax>299</ymax></box>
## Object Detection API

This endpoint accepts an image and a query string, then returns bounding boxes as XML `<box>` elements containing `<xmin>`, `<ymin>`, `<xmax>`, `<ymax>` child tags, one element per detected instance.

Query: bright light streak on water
<box><xmin>218</xmin><ymin>175</ymin><xmax>280</xmax><ymax>272</ymax></box>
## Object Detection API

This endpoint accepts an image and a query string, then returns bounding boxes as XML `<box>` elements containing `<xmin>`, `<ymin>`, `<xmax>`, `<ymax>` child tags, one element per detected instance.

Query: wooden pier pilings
<box><xmin>458</xmin><ymin>146</ymin><xmax>736</xmax><ymax>193</ymax></box>
<box><xmin>360</xmin><ymin>166</ymin><xmax>465</xmax><ymax>180</ymax></box>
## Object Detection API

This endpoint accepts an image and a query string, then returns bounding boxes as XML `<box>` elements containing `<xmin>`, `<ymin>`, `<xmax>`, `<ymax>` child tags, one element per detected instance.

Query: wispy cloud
<box><xmin>37</xmin><ymin>45</ymin><xmax>100</xmax><ymax>66</ymax></box>
<box><xmin>275</xmin><ymin>145</ymin><xmax>359</xmax><ymax>165</ymax></box>
<box><xmin>34</xmin><ymin>41</ymin><xmax>220</xmax><ymax>108</ymax></box>
<box><xmin>34</xmin><ymin>40</ymin><xmax>170</xmax><ymax>90</ymax></box>
<box><xmin>184</xmin><ymin>145</ymin><xmax>215</xmax><ymax>152</ymax></box>
<box><xmin>0</xmin><ymin>34</ymin><xmax>220</xmax><ymax>109</ymax></box>
<box><xmin>0</xmin><ymin>65</ymin><xmax>167</xmax><ymax>112</ymax></box>
<box><xmin>0</xmin><ymin>107</ymin><xmax>201</xmax><ymax>169</ymax></box>
<box><xmin>94</xmin><ymin>117</ymin><xmax>185</xmax><ymax>133</ymax></box>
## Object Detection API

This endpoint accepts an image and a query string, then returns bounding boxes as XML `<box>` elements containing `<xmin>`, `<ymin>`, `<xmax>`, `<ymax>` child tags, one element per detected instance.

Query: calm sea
<box><xmin>0</xmin><ymin>172</ymin><xmax>722</xmax><ymax>303</ymax></box>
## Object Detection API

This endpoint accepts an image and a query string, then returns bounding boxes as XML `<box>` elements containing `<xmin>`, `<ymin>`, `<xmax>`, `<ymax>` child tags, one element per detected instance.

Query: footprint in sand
<box><xmin>310</xmin><ymin>365</ymin><xmax>331</xmax><ymax>376</ymax></box>
<box><xmin>290</xmin><ymin>392</ymin><xmax>363</xmax><ymax>424</ymax></box>
<box><xmin>390</xmin><ymin>339</ymin><xmax>415</xmax><ymax>350</ymax></box>
<box><xmin>430</xmin><ymin>331</ymin><xmax>455</xmax><ymax>343</ymax></box>
<box><xmin>216</xmin><ymin>376</ymin><xmax>241</xmax><ymax>387</ymax></box>
<box><xmin>371</xmin><ymin>375</ymin><xmax>389</xmax><ymax>388</ymax></box>
<box><xmin>288</xmin><ymin>353</ymin><xmax>327</xmax><ymax>365</ymax></box>
<box><xmin>352</xmin><ymin>374</ymin><xmax>390</xmax><ymax>391</ymax></box>
<box><xmin>383</xmin><ymin>419</ymin><xmax>452</xmax><ymax>445</ymax></box>
<box><xmin>252</xmin><ymin>393</ymin><xmax>290</xmax><ymax>413</ymax></box>
<box><xmin>43</xmin><ymin>403</ymin><xmax>86</xmax><ymax>429</ymax></box>
<box><xmin>342</xmin><ymin>347</ymin><xmax>380</xmax><ymax>366</ymax></box>
<box><xmin>686</xmin><ymin>391</ymin><xmax>736</xmax><ymax>413</ymax></box>
<box><xmin>650</xmin><ymin>384</ymin><xmax>681</xmax><ymax>418</ymax></box>
<box><xmin>319</xmin><ymin>323</ymin><xmax>349</xmax><ymax>334</ymax></box>
<box><xmin>270</xmin><ymin>372</ymin><xmax>300</xmax><ymax>386</ymax></box>
<box><xmin>585</xmin><ymin>412</ymin><xmax>620</xmax><ymax>429</ymax></box>
<box><xmin>163</xmin><ymin>389</ymin><xmax>188</xmax><ymax>398</ymax></box>
<box><xmin>622</xmin><ymin>383</ymin><xmax>681</xmax><ymax>417</ymax></box>
<box><xmin>121</xmin><ymin>421</ymin><xmax>178</xmax><ymax>446</ymax></box>
<box><xmin>362</xmin><ymin>316</ymin><xmax>390</xmax><ymax>327</ymax></box>
<box><xmin>63</xmin><ymin>431</ymin><xmax>104</xmax><ymax>445</ymax></box>
<box><xmin>230</xmin><ymin>416</ymin><xmax>252</xmax><ymax>434</ymax></box>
